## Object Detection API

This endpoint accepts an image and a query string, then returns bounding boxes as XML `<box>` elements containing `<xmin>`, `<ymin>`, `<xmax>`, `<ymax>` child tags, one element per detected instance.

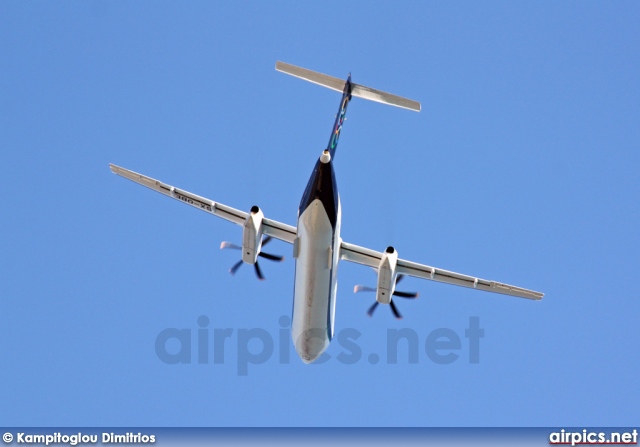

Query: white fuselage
<box><xmin>291</xmin><ymin>155</ymin><xmax>342</xmax><ymax>363</ymax></box>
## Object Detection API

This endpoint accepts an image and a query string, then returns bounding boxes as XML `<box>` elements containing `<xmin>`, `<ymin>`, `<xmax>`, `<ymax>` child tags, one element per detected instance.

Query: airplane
<box><xmin>110</xmin><ymin>61</ymin><xmax>544</xmax><ymax>364</ymax></box>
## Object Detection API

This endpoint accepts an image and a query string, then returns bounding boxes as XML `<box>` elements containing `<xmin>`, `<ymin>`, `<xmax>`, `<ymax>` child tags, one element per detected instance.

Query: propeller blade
<box><xmin>393</xmin><ymin>290</ymin><xmax>419</xmax><ymax>299</ymax></box>
<box><xmin>221</xmin><ymin>242</ymin><xmax>242</xmax><ymax>250</ymax></box>
<box><xmin>395</xmin><ymin>274</ymin><xmax>405</xmax><ymax>285</ymax></box>
<box><xmin>389</xmin><ymin>300</ymin><xmax>403</xmax><ymax>320</ymax></box>
<box><xmin>229</xmin><ymin>259</ymin><xmax>244</xmax><ymax>275</ymax></box>
<box><xmin>254</xmin><ymin>261</ymin><xmax>265</xmax><ymax>280</ymax></box>
<box><xmin>258</xmin><ymin>251</ymin><xmax>284</xmax><ymax>262</ymax></box>
<box><xmin>366</xmin><ymin>301</ymin><xmax>379</xmax><ymax>317</ymax></box>
<box><xmin>354</xmin><ymin>285</ymin><xmax>377</xmax><ymax>293</ymax></box>
<box><xmin>262</xmin><ymin>236</ymin><xmax>272</xmax><ymax>247</ymax></box>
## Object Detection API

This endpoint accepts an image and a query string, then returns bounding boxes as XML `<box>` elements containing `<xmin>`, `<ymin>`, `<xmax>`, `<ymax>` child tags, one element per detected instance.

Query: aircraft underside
<box><xmin>109</xmin><ymin>61</ymin><xmax>543</xmax><ymax>364</ymax></box>
<box><xmin>292</xmin><ymin>197</ymin><xmax>341</xmax><ymax>363</ymax></box>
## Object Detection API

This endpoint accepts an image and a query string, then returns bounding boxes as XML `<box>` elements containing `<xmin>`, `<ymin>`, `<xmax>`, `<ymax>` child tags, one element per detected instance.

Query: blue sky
<box><xmin>1</xmin><ymin>2</ymin><xmax>639</xmax><ymax>427</ymax></box>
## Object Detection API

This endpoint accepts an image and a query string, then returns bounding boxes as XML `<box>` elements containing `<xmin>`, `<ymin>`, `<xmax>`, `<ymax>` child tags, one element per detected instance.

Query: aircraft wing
<box><xmin>340</xmin><ymin>241</ymin><xmax>543</xmax><ymax>300</ymax></box>
<box><xmin>109</xmin><ymin>164</ymin><xmax>297</xmax><ymax>244</ymax></box>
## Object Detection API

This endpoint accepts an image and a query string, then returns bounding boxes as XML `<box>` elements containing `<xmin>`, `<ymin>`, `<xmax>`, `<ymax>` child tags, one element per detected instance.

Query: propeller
<box><xmin>220</xmin><ymin>236</ymin><xmax>284</xmax><ymax>280</ymax></box>
<box><xmin>354</xmin><ymin>274</ymin><xmax>419</xmax><ymax>319</ymax></box>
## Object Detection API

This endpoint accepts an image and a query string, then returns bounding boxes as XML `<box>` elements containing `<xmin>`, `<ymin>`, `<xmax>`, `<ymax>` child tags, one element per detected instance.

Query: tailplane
<box><xmin>275</xmin><ymin>61</ymin><xmax>421</xmax><ymax>112</ymax></box>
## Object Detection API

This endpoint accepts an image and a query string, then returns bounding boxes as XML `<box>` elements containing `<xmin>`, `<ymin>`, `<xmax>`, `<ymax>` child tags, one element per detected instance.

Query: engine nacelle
<box><xmin>241</xmin><ymin>205</ymin><xmax>264</xmax><ymax>264</ymax></box>
<box><xmin>376</xmin><ymin>246</ymin><xmax>398</xmax><ymax>304</ymax></box>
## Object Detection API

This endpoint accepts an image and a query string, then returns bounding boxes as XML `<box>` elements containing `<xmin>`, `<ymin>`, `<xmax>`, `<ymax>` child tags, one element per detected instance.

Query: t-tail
<box><xmin>275</xmin><ymin>61</ymin><xmax>420</xmax><ymax>159</ymax></box>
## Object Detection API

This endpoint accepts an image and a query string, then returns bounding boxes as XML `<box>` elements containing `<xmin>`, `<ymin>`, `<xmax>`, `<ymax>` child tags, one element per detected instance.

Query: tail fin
<box><xmin>275</xmin><ymin>61</ymin><xmax>421</xmax><ymax>112</ymax></box>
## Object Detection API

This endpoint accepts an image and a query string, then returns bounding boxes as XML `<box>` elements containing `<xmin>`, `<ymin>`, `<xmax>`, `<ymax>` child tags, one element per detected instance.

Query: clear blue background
<box><xmin>1</xmin><ymin>1</ymin><xmax>638</xmax><ymax>426</ymax></box>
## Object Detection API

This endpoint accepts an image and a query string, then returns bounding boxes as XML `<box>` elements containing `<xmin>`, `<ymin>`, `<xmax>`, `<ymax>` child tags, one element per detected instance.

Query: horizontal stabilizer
<box><xmin>276</xmin><ymin>61</ymin><xmax>345</xmax><ymax>93</ymax></box>
<box><xmin>275</xmin><ymin>61</ymin><xmax>421</xmax><ymax>112</ymax></box>
<box><xmin>350</xmin><ymin>83</ymin><xmax>420</xmax><ymax>112</ymax></box>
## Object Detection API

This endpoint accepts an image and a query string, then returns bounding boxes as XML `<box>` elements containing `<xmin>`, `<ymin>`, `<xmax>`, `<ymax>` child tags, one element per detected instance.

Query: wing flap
<box><xmin>339</xmin><ymin>241</ymin><xmax>382</xmax><ymax>268</ymax></box>
<box><xmin>110</xmin><ymin>164</ymin><xmax>297</xmax><ymax>244</ymax></box>
<box><xmin>110</xmin><ymin>164</ymin><xmax>248</xmax><ymax>225</ymax></box>
<box><xmin>263</xmin><ymin>218</ymin><xmax>297</xmax><ymax>244</ymax></box>
<box><xmin>340</xmin><ymin>241</ymin><xmax>543</xmax><ymax>300</ymax></box>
